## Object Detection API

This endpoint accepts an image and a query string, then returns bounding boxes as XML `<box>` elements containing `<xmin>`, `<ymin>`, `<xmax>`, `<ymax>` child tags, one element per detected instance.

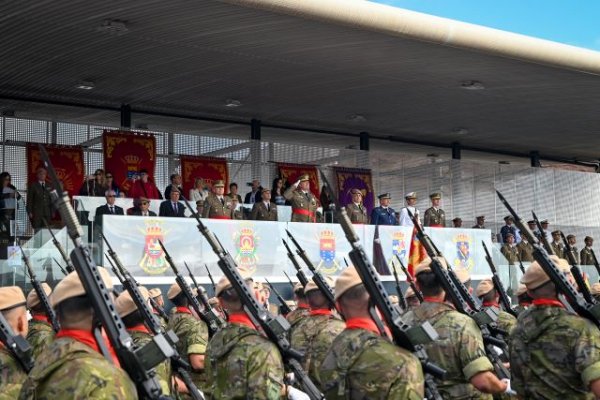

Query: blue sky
<box><xmin>372</xmin><ymin>0</ymin><xmax>600</xmax><ymax>51</ymax></box>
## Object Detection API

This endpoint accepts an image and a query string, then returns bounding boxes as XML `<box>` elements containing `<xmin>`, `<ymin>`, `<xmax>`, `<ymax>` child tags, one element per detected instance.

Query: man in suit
<box><xmin>131</xmin><ymin>197</ymin><xmax>157</xmax><ymax>217</ymax></box>
<box><xmin>164</xmin><ymin>173</ymin><xmax>183</xmax><ymax>199</ymax></box>
<box><xmin>95</xmin><ymin>190</ymin><xmax>124</xmax><ymax>229</ymax></box>
<box><xmin>244</xmin><ymin>179</ymin><xmax>262</xmax><ymax>204</ymax></box>
<box><xmin>346</xmin><ymin>188</ymin><xmax>368</xmax><ymax>224</ymax></box>
<box><xmin>159</xmin><ymin>188</ymin><xmax>185</xmax><ymax>217</ymax></box>
<box><xmin>26</xmin><ymin>167</ymin><xmax>53</xmax><ymax>231</ymax></box>
<box><xmin>370</xmin><ymin>193</ymin><xmax>397</xmax><ymax>226</ymax></box>
<box><xmin>250</xmin><ymin>188</ymin><xmax>277</xmax><ymax>221</ymax></box>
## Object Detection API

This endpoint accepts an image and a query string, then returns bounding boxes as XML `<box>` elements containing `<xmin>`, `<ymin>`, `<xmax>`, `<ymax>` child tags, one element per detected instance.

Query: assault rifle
<box><xmin>39</xmin><ymin>144</ymin><xmax>169</xmax><ymax>399</ymax></box>
<box><xmin>496</xmin><ymin>190</ymin><xmax>600</xmax><ymax>327</ymax></box>
<box><xmin>482</xmin><ymin>242</ymin><xmax>517</xmax><ymax>317</ymax></box>
<box><xmin>205</xmin><ymin>265</ymin><xmax>216</xmax><ymax>296</ymax></box>
<box><xmin>391</xmin><ymin>260</ymin><xmax>409</xmax><ymax>310</ymax></box>
<box><xmin>265</xmin><ymin>278</ymin><xmax>292</xmax><ymax>315</ymax></box>
<box><xmin>43</xmin><ymin>218</ymin><xmax>75</xmax><ymax>273</ymax></box>
<box><xmin>407</xmin><ymin>208</ymin><xmax>510</xmax><ymax>380</ymax></box>
<box><xmin>397</xmin><ymin>255</ymin><xmax>424</xmax><ymax>303</ymax></box>
<box><xmin>532</xmin><ymin>212</ymin><xmax>555</xmax><ymax>255</ymax></box>
<box><xmin>20</xmin><ymin>245</ymin><xmax>60</xmax><ymax>332</ymax></box>
<box><xmin>181</xmin><ymin>194</ymin><xmax>324</xmax><ymax>400</ymax></box>
<box><xmin>286</xmin><ymin>230</ymin><xmax>335</xmax><ymax>306</ymax></box>
<box><xmin>282</xmin><ymin>239</ymin><xmax>309</xmax><ymax>287</ymax></box>
<box><xmin>184</xmin><ymin>261</ymin><xmax>225</xmax><ymax>332</ymax></box>
<box><xmin>53</xmin><ymin>257</ymin><xmax>68</xmax><ymax>276</ymax></box>
<box><xmin>0</xmin><ymin>311</ymin><xmax>33</xmax><ymax>373</ymax></box>
<box><xmin>516</xmin><ymin>254</ymin><xmax>526</xmax><ymax>274</ymax></box>
<box><xmin>316</xmin><ymin>169</ymin><xmax>445</xmax><ymax>400</ymax></box>
<box><xmin>591</xmin><ymin>249</ymin><xmax>600</xmax><ymax>282</ymax></box>
<box><xmin>283</xmin><ymin>271</ymin><xmax>296</xmax><ymax>291</ymax></box>
<box><xmin>561</xmin><ymin>232</ymin><xmax>596</xmax><ymax>304</ymax></box>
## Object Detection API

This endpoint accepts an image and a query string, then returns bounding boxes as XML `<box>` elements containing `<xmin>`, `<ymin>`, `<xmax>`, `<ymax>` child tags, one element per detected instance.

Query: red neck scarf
<box><xmin>482</xmin><ymin>301</ymin><xmax>500</xmax><ymax>308</ymax></box>
<box><xmin>56</xmin><ymin>329</ymin><xmax>120</xmax><ymax>366</ymax></box>
<box><xmin>127</xmin><ymin>324</ymin><xmax>150</xmax><ymax>334</ymax></box>
<box><xmin>310</xmin><ymin>309</ymin><xmax>332</xmax><ymax>316</ymax></box>
<box><xmin>228</xmin><ymin>312</ymin><xmax>256</xmax><ymax>330</ymax></box>
<box><xmin>175</xmin><ymin>306</ymin><xmax>192</xmax><ymax>315</ymax></box>
<box><xmin>532</xmin><ymin>298</ymin><xmax>565</xmax><ymax>308</ymax></box>
<box><xmin>297</xmin><ymin>302</ymin><xmax>310</xmax><ymax>309</ymax></box>
<box><xmin>423</xmin><ymin>296</ymin><xmax>445</xmax><ymax>303</ymax></box>
<box><xmin>31</xmin><ymin>314</ymin><xmax>50</xmax><ymax>324</ymax></box>
<box><xmin>345</xmin><ymin>317</ymin><xmax>380</xmax><ymax>335</ymax></box>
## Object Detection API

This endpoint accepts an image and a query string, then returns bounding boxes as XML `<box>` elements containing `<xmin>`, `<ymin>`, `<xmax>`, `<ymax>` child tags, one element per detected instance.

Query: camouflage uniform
<box><xmin>202</xmin><ymin>194</ymin><xmax>233</xmax><ymax>219</ymax></box>
<box><xmin>510</xmin><ymin>303</ymin><xmax>600</xmax><ymax>399</ymax></box>
<box><xmin>289</xmin><ymin>311</ymin><xmax>345</xmax><ymax>384</ymax></box>
<box><xmin>205</xmin><ymin>321</ymin><xmax>284</xmax><ymax>399</ymax></box>
<box><xmin>482</xmin><ymin>304</ymin><xmax>517</xmax><ymax>338</ymax></box>
<box><xmin>26</xmin><ymin>318</ymin><xmax>55</xmax><ymax>360</ymax></box>
<box><xmin>0</xmin><ymin>347</ymin><xmax>27</xmax><ymax>398</ymax></box>
<box><xmin>319</xmin><ymin>325</ymin><xmax>424</xmax><ymax>399</ymax></box>
<box><xmin>284</xmin><ymin>186</ymin><xmax>318</xmax><ymax>223</ymax></box>
<box><xmin>403</xmin><ymin>302</ymin><xmax>494</xmax><ymax>399</ymax></box>
<box><xmin>346</xmin><ymin>203</ymin><xmax>368</xmax><ymax>224</ymax></box>
<box><xmin>129</xmin><ymin>328</ymin><xmax>172</xmax><ymax>395</ymax></box>
<box><xmin>500</xmin><ymin>244</ymin><xmax>519</xmax><ymax>265</ymax></box>
<box><xmin>18</xmin><ymin>336</ymin><xmax>137</xmax><ymax>399</ymax></box>
<box><xmin>517</xmin><ymin>240</ymin><xmax>534</xmax><ymax>262</ymax></box>
<box><xmin>167</xmin><ymin>308</ymin><xmax>209</xmax><ymax>390</ymax></box>
<box><xmin>286</xmin><ymin>306</ymin><xmax>310</xmax><ymax>329</ymax></box>
<box><xmin>581</xmin><ymin>247</ymin><xmax>594</xmax><ymax>265</ymax></box>
<box><xmin>423</xmin><ymin>207</ymin><xmax>446</xmax><ymax>227</ymax></box>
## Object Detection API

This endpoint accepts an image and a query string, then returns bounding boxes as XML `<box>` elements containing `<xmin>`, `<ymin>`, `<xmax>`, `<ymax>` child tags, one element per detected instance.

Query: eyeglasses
<box><xmin>141</xmin><ymin>201</ymin><xmax>149</xmax><ymax>205</ymax></box>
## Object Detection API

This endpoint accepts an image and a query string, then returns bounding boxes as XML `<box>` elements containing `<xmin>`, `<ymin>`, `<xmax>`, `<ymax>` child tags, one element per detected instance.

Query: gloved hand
<box><xmin>502</xmin><ymin>378</ymin><xmax>516</xmax><ymax>396</ymax></box>
<box><xmin>287</xmin><ymin>386</ymin><xmax>310</xmax><ymax>400</ymax></box>
<box><xmin>294</xmin><ymin>180</ymin><xmax>301</xmax><ymax>187</ymax></box>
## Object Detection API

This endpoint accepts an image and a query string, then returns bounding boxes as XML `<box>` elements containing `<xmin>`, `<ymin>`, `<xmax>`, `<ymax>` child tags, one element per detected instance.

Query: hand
<box><xmin>287</xmin><ymin>386</ymin><xmax>310</xmax><ymax>400</ymax></box>
<box><xmin>294</xmin><ymin>180</ymin><xmax>301</xmax><ymax>187</ymax></box>
<box><xmin>501</xmin><ymin>378</ymin><xmax>516</xmax><ymax>396</ymax></box>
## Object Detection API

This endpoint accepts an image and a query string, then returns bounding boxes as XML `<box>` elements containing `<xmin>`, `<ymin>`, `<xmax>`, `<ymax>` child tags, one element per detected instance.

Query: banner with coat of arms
<box><xmin>334</xmin><ymin>167</ymin><xmax>375</xmax><ymax>215</ymax></box>
<box><xmin>278</xmin><ymin>163</ymin><xmax>320</xmax><ymax>199</ymax></box>
<box><xmin>180</xmin><ymin>155</ymin><xmax>229</xmax><ymax>196</ymax></box>
<box><xmin>102</xmin><ymin>130</ymin><xmax>156</xmax><ymax>195</ymax></box>
<box><xmin>26</xmin><ymin>143</ymin><xmax>85</xmax><ymax>194</ymax></box>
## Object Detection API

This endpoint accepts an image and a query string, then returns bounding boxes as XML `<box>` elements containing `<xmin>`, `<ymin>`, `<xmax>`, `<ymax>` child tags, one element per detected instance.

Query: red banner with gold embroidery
<box><xmin>277</xmin><ymin>163</ymin><xmax>320</xmax><ymax>199</ymax></box>
<box><xmin>180</xmin><ymin>155</ymin><xmax>229</xmax><ymax>194</ymax></box>
<box><xmin>26</xmin><ymin>143</ymin><xmax>84</xmax><ymax>195</ymax></box>
<box><xmin>103</xmin><ymin>130</ymin><xmax>156</xmax><ymax>194</ymax></box>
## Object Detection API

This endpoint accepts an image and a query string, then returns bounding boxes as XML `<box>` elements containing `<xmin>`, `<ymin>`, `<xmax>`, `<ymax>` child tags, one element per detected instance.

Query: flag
<box><xmin>373</xmin><ymin>224</ymin><xmax>391</xmax><ymax>275</ymax></box>
<box><xmin>407</xmin><ymin>227</ymin><xmax>427</xmax><ymax>277</ymax></box>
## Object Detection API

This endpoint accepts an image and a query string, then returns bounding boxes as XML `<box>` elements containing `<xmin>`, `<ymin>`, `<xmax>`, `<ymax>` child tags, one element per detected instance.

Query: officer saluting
<box><xmin>370</xmin><ymin>193</ymin><xmax>396</xmax><ymax>225</ymax></box>
<box><xmin>284</xmin><ymin>174</ymin><xmax>318</xmax><ymax>223</ymax></box>
<box><xmin>423</xmin><ymin>192</ymin><xmax>446</xmax><ymax>227</ymax></box>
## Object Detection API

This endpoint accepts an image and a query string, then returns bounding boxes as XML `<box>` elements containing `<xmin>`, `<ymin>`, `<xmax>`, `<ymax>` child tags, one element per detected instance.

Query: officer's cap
<box><xmin>404</xmin><ymin>192</ymin><xmax>417</xmax><ymax>200</ymax></box>
<box><xmin>551</xmin><ymin>230</ymin><xmax>561</xmax><ymax>236</ymax></box>
<box><xmin>27</xmin><ymin>282</ymin><xmax>52</xmax><ymax>309</ymax></box>
<box><xmin>520</xmin><ymin>255</ymin><xmax>569</xmax><ymax>290</ymax></box>
<box><xmin>414</xmin><ymin>257</ymin><xmax>448</xmax><ymax>276</ymax></box>
<box><xmin>334</xmin><ymin>266</ymin><xmax>362</xmax><ymax>301</ymax></box>
<box><xmin>541</xmin><ymin>219</ymin><xmax>549</xmax><ymax>224</ymax></box>
<box><xmin>475</xmin><ymin>279</ymin><xmax>494</xmax><ymax>297</ymax></box>
<box><xmin>585</xmin><ymin>236</ymin><xmax>594</xmax><ymax>242</ymax></box>
<box><xmin>305</xmin><ymin>275</ymin><xmax>335</xmax><ymax>295</ymax></box>
<box><xmin>51</xmin><ymin>268</ymin><xmax>113</xmax><ymax>308</ymax></box>
<box><xmin>148</xmin><ymin>288</ymin><xmax>162</xmax><ymax>299</ymax></box>
<box><xmin>591</xmin><ymin>283</ymin><xmax>600</xmax><ymax>296</ymax></box>
<box><xmin>213</xmin><ymin>180</ymin><xmax>225</xmax><ymax>188</ymax></box>
<box><xmin>115</xmin><ymin>287</ymin><xmax>149</xmax><ymax>318</ymax></box>
<box><xmin>452</xmin><ymin>217</ymin><xmax>462</xmax><ymax>222</ymax></box>
<box><xmin>350</xmin><ymin>188</ymin><xmax>363</xmax><ymax>196</ymax></box>
<box><xmin>567</xmin><ymin>234</ymin><xmax>575</xmax><ymax>240</ymax></box>
<box><xmin>298</xmin><ymin>174</ymin><xmax>310</xmax><ymax>182</ymax></box>
<box><xmin>516</xmin><ymin>284</ymin><xmax>528</xmax><ymax>297</ymax></box>
<box><xmin>215</xmin><ymin>267</ymin><xmax>253</xmax><ymax>297</ymax></box>
<box><xmin>504</xmin><ymin>215</ymin><xmax>513</xmax><ymax>221</ymax></box>
<box><xmin>0</xmin><ymin>286</ymin><xmax>26</xmax><ymax>311</ymax></box>
<box><xmin>505</xmin><ymin>232</ymin><xmax>514</xmax><ymax>238</ymax></box>
<box><xmin>429</xmin><ymin>192</ymin><xmax>441</xmax><ymax>200</ymax></box>
<box><xmin>378</xmin><ymin>193</ymin><xmax>391</xmax><ymax>200</ymax></box>
<box><xmin>527</xmin><ymin>220</ymin><xmax>535</xmax><ymax>225</ymax></box>
<box><xmin>476</xmin><ymin>215</ymin><xmax>485</xmax><ymax>220</ymax></box>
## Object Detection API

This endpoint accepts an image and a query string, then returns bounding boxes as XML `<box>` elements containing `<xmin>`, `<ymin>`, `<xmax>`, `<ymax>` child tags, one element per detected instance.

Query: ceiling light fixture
<box><xmin>225</xmin><ymin>99</ymin><xmax>242</xmax><ymax>108</ymax></box>
<box><xmin>452</xmin><ymin>127</ymin><xmax>469</xmax><ymax>136</ymax></box>
<box><xmin>97</xmin><ymin>19</ymin><xmax>129</xmax><ymax>35</ymax></box>
<box><xmin>75</xmin><ymin>81</ymin><xmax>95</xmax><ymax>90</ymax></box>
<box><xmin>348</xmin><ymin>114</ymin><xmax>367</xmax><ymax>122</ymax></box>
<box><xmin>460</xmin><ymin>80</ymin><xmax>485</xmax><ymax>90</ymax></box>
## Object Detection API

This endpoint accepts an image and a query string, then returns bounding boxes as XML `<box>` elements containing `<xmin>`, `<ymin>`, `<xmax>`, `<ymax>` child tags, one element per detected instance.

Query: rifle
<box><xmin>591</xmin><ymin>249</ymin><xmax>600</xmax><ymax>282</ymax></box>
<box><xmin>0</xmin><ymin>311</ymin><xmax>33</xmax><ymax>373</ymax></box>
<box><xmin>516</xmin><ymin>254</ymin><xmax>526</xmax><ymax>274</ymax></box>
<box><xmin>407</xmin><ymin>208</ymin><xmax>510</xmax><ymax>380</ymax></box>
<box><xmin>316</xmin><ymin>169</ymin><xmax>445</xmax><ymax>400</ymax></box>
<box><xmin>391</xmin><ymin>261</ymin><xmax>409</xmax><ymax>310</ymax></box>
<box><xmin>265</xmin><ymin>278</ymin><xmax>292</xmax><ymax>315</ymax></box>
<box><xmin>205</xmin><ymin>264</ymin><xmax>216</xmax><ymax>296</ymax></box>
<box><xmin>532</xmin><ymin>212</ymin><xmax>555</xmax><ymax>255</ymax></box>
<box><xmin>397</xmin><ymin>255</ymin><xmax>424</xmax><ymax>303</ymax></box>
<box><xmin>20</xmin><ymin>246</ymin><xmax>60</xmax><ymax>333</ymax></box>
<box><xmin>561</xmin><ymin>232</ymin><xmax>596</xmax><ymax>304</ymax></box>
<box><xmin>52</xmin><ymin>257</ymin><xmax>68</xmax><ymax>276</ymax></box>
<box><xmin>184</xmin><ymin>261</ymin><xmax>225</xmax><ymax>332</ymax></box>
<box><xmin>482</xmin><ymin>242</ymin><xmax>517</xmax><ymax>317</ymax></box>
<box><xmin>148</xmin><ymin>296</ymin><xmax>169</xmax><ymax>322</ymax></box>
<box><xmin>39</xmin><ymin>144</ymin><xmax>168</xmax><ymax>399</ymax></box>
<box><xmin>282</xmin><ymin>239</ymin><xmax>309</xmax><ymax>287</ymax></box>
<box><xmin>283</xmin><ymin>271</ymin><xmax>296</xmax><ymax>291</ymax></box>
<box><xmin>43</xmin><ymin>218</ymin><xmax>75</xmax><ymax>273</ymax></box>
<box><xmin>158</xmin><ymin>242</ymin><xmax>220</xmax><ymax>338</ymax></box>
<box><xmin>496</xmin><ymin>190</ymin><xmax>600</xmax><ymax>326</ymax></box>
<box><xmin>181</xmin><ymin>194</ymin><xmax>324</xmax><ymax>400</ymax></box>
<box><xmin>286</xmin><ymin>230</ymin><xmax>335</xmax><ymax>306</ymax></box>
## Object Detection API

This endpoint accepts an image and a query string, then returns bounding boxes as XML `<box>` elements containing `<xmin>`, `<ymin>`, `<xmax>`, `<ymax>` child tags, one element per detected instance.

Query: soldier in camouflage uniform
<box><xmin>148</xmin><ymin>287</ymin><xmax>168</xmax><ymax>330</ymax></box>
<box><xmin>423</xmin><ymin>192</ymin><xmax>446</xmax><ymax>227</ymax></box>
<box><xmin>403</xmin><ymin>258</ymin><xmax>512</xmax><ymax>399</ymax></box>
<box><xmin>203</xmin><ymin>180</ymin><xmax>234</xmax><ymax>220</ymax></box>
<box><xmin>284</xmin><ymin>174</ymin><xmax>318</xmax><ymax>223</ymax></box>
<box><xmin>115</xmin><ymin>287</ymin><xmax>173</xmax><ymax>396</ymax></box>
<box><xmin>500</xmin><ymin>232</ymin><xmax>519</xmax><ymax>265</ymax></box>
<box><xmin>166</xmin><ymin>282</ymin><xmax>209</xmax><ymax>394</ymax></box>
<box><xmin>475</xmin><ymin>279</ymin><xmax>517</xmax><ymax>337</ymax></box>
<box><xmin>0</xmin><ymin>286</ymin><xmax>29</xmax><ymax>397</ymax></box>
<box><xmin>319</xmin><ymin>266</ymin><xmax>424</xmax><ymax>399</ymax></box>
<box><xmin>19</xmin><ymin>268</ymin><xmax>138</xmax><ymax>399</ymax></box>
<box><xmin>511</xmin><ymin>256</ymin><xmax>600</xmax><ymax>398</ymax></box>
<box><xmin>581</xmin><ymin>236</ymin><xmax>595</xmax><ymax>265</ymax></box>
<box><xmin>346</xmin><ymin>188</ymin><xmax>369</xmax><ymax>224</ymax></box>
<box><xmin>204</xmin><ymin>268</ymin><xmax>290</xmax><ymax>399</ymax></box>
<box><xmin>514</xmin><ymin>284</ymin><xmax>532</xmax><ymax>316</ymax></box>
<box><xmin>25</xmin><ymin>282</ymin><xmax>55</xmax><ymax>360</ymax></box>
<box><xmin>286</xmin><ymin>283</ymin><xmax>311</xmax><ymax>328</ymax></box>
<box><xmin>289</xmin><ymin>276</ymin><xmax>344</xmax><ymax>385</ymax></box>
<box><xmin>403</xmin><ymin>286</ymin><xmax>422</xmax><ymax>313</ymax></box>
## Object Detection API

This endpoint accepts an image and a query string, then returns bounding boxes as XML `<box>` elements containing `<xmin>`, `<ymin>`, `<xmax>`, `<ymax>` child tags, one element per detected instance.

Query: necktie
<box><xmin>267</xmin><ymin>203</ymin><xmax>270</xmax><ymax>211</ymax></box>
<box><xmin>220</xmin><ymin>197</ymin><xmax>225</xmax><ymax>206</ymax></box>
<box><xmin>109</xmin><ymin>206</ymin><xmax>114</xmax><ymax>214</ymax></box>
<box><xmin>41</xmin><ymin>182</ymin><xmax>45</xmax><ymax>189</ymax></box>
<box><xmin>358</xmin><ymin>204</ymin><xmax>362</xmax><ymax>211</ymax></box>
<box><xmin>173</xmin><ymin>203</ymin><xmax>177</xmax><ymax>213</ymax></box>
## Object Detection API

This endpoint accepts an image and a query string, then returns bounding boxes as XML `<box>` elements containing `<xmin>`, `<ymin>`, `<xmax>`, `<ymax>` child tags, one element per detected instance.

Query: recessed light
<box><xmin>97</xmin><ymin>19</ymin><xmax>129</xmax><ymax>35</ymax></box>
<box><xmin>452</xmin><ymin>127</ymin><xmax>469</xmax><ymax>135</ymax></box>
<box><xmin>225</xmin><ymin>99</ymin><xmax>242</xmax><ymax>108</ymax></box>
<box><xmin>348</xmin><ymin>114</ymin><xmax>367</xmax><ymax>122</ymax></box>
<box><xmin>75</xmin><ymin>81</ymin><xmax>95</xmax><ymax>90</ymax></box>
<box><xmin>460</xmin><ymin>80</ymin><xmax>485</xmax><ymax>90</ymax></box>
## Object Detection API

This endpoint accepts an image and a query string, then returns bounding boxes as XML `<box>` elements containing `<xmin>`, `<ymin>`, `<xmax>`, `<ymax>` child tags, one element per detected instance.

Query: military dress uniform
<box><xmin>25</xmin><ymin>283</ymin><xmax>55</xmax><ymax>360</ymax></box>
<box><xmin>551</xmin><ymin>241</ymin><xmax>565</xmax><ymax>259</ymax></box>
<box><xmin>203</xmin><ymin>193</ymin><xmax>233</xmax><ymax>220</ymax></box>
<box><xmin>500</xmin><ymin>243</ymin><xmax>519</xmax><ymax>265</ymax></box>
<box><xmin>423</xmin><ymin>192</ymin><xmax>446</xmax><ymax>227</ymax></box>
<box><xmin>581</xmin><ymin>246</ymin><xmax>595</xmax><ymax>265</ymax></box>
<box><xmin>346</xmin><ymin>202</ymin><xmax>368</xmax><ymax>224</ymax></box>
<box><xmin>250</xmin><ymin>201</ymin><xmax>277</xmax><ymax>221</ymax></box>
<box><xmin>0</xmin><ymin>287</ymin><xmax>29</xmax><ymax>398</ymax></box>
<box><xmin>284</xmin><ymin>175</ymin><xmax>318</xmax><ymax>223</ymax></box>
<box><xmin>517</xmin><ymin>239</ymin><xmax>534</xmax><ymax>262</ymax></box>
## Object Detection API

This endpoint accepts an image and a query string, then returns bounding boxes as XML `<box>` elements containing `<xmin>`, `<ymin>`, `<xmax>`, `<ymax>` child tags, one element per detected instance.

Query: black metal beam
<box><xmin>359</xmin><ymin>132</ymin><xmax>369</xmax><ymax>151</ymax></box>
<box><xmin>250</xmin><ymin>118</ymin><xmax>261</xmax><ymax>140</ymax></box>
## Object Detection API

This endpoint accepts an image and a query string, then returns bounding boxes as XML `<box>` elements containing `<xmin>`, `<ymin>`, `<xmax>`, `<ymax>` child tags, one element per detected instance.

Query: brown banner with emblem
<box><xmin>26</xmin><ymin>143</ymin><xmax>85</xmax><ymax>194</ymax></box>
<box><xmin>180</xmin><ymin>154</ymin><xmax>229</xmax><ymax>194</ymax></box>
<box><xmin>277</xmin><ymin>163</ymin><xmax>320</xmax><ymax>199</ymax></box>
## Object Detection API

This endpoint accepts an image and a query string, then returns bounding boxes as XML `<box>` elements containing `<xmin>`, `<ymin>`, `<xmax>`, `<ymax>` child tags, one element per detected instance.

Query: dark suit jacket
<box><xmin>250</xmin><ymin>202</ymin><xmax>277</xmax><ymax>221</ymax></box>
<box><xmin>95</xmin><ymin>204</ymin><xmax>124</xmax><ymax>226</ymax></box>
<box><xmin>131</xmin><ymin>209</ymin><xmax>157</xmax><ymax>217</ymax></box>
<box><xmin>26</xmin><ymin>181</ymin><xmax>53</xmax><ymax>229</ymax></box>
<box><xmin>159</xmin><ymin>201</ymin><xmax>185</xmax><ymax>217</ymax></box>
<box><xmin>244</xmin><ymin>191</ymin><xmax>261</xmax><ymax>204</ymax></box>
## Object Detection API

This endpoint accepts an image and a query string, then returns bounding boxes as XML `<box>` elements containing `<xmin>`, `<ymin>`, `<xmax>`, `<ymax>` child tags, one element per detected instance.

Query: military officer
<box><xmin>289</xmin><ymin>276</ymin><xmax>344</xmax><ymax>385</ymax></box>
<box><xmin>475</xmin><ymin>279</ymin><xmax>517</xmax><ymax>336</ymax></box>
<box><xmin>501</xmin><ymin>233</ymin><xmax>519</xmax><ymax>265</ymax></box>
<box><xmin>517</xmin><ymin>233</ymin><xmax>534</xmax><ymax>262</ymax></box>
<box><xmin>250</xmin><ymin>188</ymin><xmax>277</xmax><ymax>221</ymax></box>
<box><xmin>286</xmin><ymin>283</ymin><xmax>311</xmax><ymax>328</ymax></box>
<box><xmin>25</xmin><ymin>283</ymin><xmax>55</xmax><ymax>360</ymax></box>
<box><xmin>472</xmin><ymin>215</ymin><xmax>486</xmax><ymax>229</ymax></box>
<box><xmin>567</xmin><ymin>234</ymin><xmax>580</xmax><ymax>264</ymax></box>
<box><xmin>398</xmin><ymin>192</ymin><xmax>420</xmax><ymax>227</ymax></box>
<box><xmin>551</xmin><ymin>230</ymin><xmax>565</xmax><ymax>258</ymax></box>
<box><xmin>284</xmin><ymin>174</ymin><xmax>318</xmax><ymax>223</ymax></box>
<box><xmin>403</xmin><ymin>258</ymin><xmax>512</xmax><ymax>398</ymax></box>
<box><xmin>229</xmin><ymin>197</ymin><xmax>244</xmax><ymax>220</ymax></box>
<box><xmin>500</xmin><ymin>215</ymin><xmax>521</xmax><ymax>243</ymax></box>
<box><xmin>452</xmin><ymin>217</ymin><xmax>462</xmax><ymax>228</ymax></box>
<box><xmin>19</xmin><ymin>269</ymin><xmax>137</xmax><ymax>399</ymax></box>
<box><xmin>202</xmin><ymin>180</ymin><xmax>233</xmax><ymax>220</ymax></box>
<box><xmin>423</xmin><ymin>192</ymin><xmax>446</xmax><ymax>227</ymax></box>
<box><xmin>346</xmin><ymin>188</ymin><xmax>368</xmax><ymax>224</ymax></box>
<box><xmin>0</xmin><ymin>286</ymin><xmax>29</xmax><ymax>397</ymax></box>
<box><xmin>370</xmin><ymin>193</ymin><xmax>397</xmax><ymax>225</ymax></box>
<box><xmin>581</xmin><ymin>236</ymin><xmax>595</xmax><ymax>265</ymax></box>
<box><xmin>319</xmin><ymin>266</ymin><xmax>424</xmax><ymax>399</ymax></box>
<box><xmin>511</xmin><ymin>256</ymin><xmax>600</xmax><ymax>398</ymax></box>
